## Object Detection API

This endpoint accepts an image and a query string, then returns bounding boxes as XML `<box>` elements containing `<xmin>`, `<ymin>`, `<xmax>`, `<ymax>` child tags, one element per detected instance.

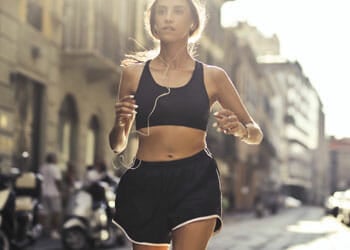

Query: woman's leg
<box><xmin>133</xmin><ymin>244</ymin><xmax>169</xmax><ymax>250</ymax></box>
<box><xmin>171</xmin><ymin>218</ymin><xmax>217</xmax><ymax>250</ymax></box>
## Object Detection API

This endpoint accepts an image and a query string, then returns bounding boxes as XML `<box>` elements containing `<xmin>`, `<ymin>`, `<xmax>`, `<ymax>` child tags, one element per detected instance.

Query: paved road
<box><xmin>28</xmin><ymin>206</ymin><xmax>350</xmax><ymax>250</ymax></box>
<box><xmin>208</xmin><ymin>206</ymin><xmax>350</xmax><ymax>250</ymax></box>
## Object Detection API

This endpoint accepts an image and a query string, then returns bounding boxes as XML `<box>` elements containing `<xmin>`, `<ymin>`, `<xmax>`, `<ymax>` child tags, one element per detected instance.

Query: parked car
<box><xmin>338</xmin><ymin>189</ymin><xmax>350</xmax><ymax>226</ymax></box>
<box><xmin>324</xmin><ymin>191</ymin><xmax>345</xmax><ymax>217</ymax></box>
<box><xmin>283</xmin><ymin>196</ymin><xmax>302</xmax><ymax>208</ymax></box>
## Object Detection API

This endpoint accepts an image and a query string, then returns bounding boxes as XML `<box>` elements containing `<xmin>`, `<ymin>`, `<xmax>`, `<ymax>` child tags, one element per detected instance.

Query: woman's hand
<box><xmin>110</xmin><ymin>95</ymin><xmax>137</xmax><ymax>153</ymax></box>
<box><xmin>114</xmin><ymin>95</ymin><xmax>138</xmax><ymax>127</ymax></box>
<box><xmin>213</xmin><ymin>109</ymin><xmax>247</xmax><ymax>138</ymax></box>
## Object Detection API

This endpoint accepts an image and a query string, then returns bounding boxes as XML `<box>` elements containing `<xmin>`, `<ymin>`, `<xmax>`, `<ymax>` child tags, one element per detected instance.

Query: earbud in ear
<box><xmin>190</xmin><ymin>23</ymin><xmax>195</xmax><ymax>32</ymax></box>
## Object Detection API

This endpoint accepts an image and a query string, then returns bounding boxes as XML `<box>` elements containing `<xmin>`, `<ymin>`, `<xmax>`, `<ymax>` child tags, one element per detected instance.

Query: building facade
<box><xmin>261</xmin><ymin>61</ymin><xmax>323</xmax><ymax>202</ymax></box>
<box><xmin>0</xmin><ymin>0</ymin><xmax>147</xmax><ymax>175</ymax></box>
<box><xmin>329</xmin><ymin>138</ymin><xmax>350</xmax><ymax>193</ymax></box>
<box><xmin>1</xmin><ymin>0</ymin><xmax>64</xmax><ymax>171</ymax></box>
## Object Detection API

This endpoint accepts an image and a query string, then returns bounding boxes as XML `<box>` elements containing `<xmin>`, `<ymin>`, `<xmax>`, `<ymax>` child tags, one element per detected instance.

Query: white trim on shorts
<box><xmin>112</xmin><ymin>219</ymin><xmax>171</xmax><ymax>247</ymax></box>
<box><xmin>171</xmin><ymin>214</ymin><xmax>223</xmax><ymax>234</ymax></box>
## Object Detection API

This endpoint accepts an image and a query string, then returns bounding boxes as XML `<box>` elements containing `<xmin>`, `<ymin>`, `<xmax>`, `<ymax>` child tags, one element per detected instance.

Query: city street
<box><xmin>29</xmin><ymin>206</ymin><xmax>350</xmax><ymax>250</ymax></box>
<box><xmin>208</xmin><ymin>206</ymin><xmax>350</xmax><ymax>250</ymax></box>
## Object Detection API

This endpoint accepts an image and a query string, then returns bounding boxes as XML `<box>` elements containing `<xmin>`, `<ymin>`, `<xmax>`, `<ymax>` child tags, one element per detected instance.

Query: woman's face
<box><xmin>153</xmin><ymin>0</ymin><xmax>194</xmax><ymax>43</ymax></box>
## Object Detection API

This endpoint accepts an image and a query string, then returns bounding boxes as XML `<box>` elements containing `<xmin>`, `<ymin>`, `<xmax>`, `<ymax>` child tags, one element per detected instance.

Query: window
<box><xmin>27</xmin><ymin>0</ymin><xmax>43</xmax><ymax>31</ymax></box>
<box><xmin>85</xmin><ymin>116</ymin><xmax>100</xmax><ymax>166</ymax></box>
<box><xmin>0</xmin><ymin>135</ymin><xmax>14</xmax><ymax>155</ymax></box>
<box><xmin>0</xmin><ymin>111</ymin><xmax>9</xmax><ymax>129</ymax></box>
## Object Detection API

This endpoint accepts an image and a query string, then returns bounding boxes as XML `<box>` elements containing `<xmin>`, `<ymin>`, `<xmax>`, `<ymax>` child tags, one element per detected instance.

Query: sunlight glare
<box><xmin>220</xmin><ymin>0</ymin><xmax>350</xmax><ymax>138</ymax></box>
<box><xmin>286</xmin><ymin>216</ymin><xmax>350</xmax><ymax>249</ymax></box>
<box><xmin>287</xmin><ymin>219</ymin><xmax>337</xmax><ymax>235</ymax></box>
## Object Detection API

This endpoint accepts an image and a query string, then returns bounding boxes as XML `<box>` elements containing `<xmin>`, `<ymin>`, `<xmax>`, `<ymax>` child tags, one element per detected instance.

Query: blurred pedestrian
<box><xmin>61</xmin><ymin>161</ymin><xmax>78</xmax><ymax>208</ymax></box>
<box><xmin>109</xmin><ymin>0</ymin><xmax>263</xmax><ymax>249</ymax></box>
<box><xmin>39</xmin><ymin>152</ymin><xmax>62</xmax><ymax>239</ymax></box>
<box><xmin>95</xmin><ymin>160</ymin><xmax>118</xmax><ymax>186</ymax></box>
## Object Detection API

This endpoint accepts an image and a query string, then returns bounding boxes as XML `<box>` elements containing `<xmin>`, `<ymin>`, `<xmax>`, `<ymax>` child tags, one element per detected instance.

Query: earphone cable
<box><xmin>113</xmin><ymin>44</ymin><xmax>189</xmax><ymax>169</ymax></box>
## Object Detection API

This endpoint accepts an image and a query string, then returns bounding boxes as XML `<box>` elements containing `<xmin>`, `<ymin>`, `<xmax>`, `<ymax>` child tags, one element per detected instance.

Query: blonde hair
<box><xmin>122</xmin><ymin>0</ymin><xmax>207</xmax><ymax>67</ymax></box>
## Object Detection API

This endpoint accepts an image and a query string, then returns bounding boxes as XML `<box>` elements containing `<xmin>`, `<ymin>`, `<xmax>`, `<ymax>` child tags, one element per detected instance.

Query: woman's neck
<box><xmin>157</xmin><ymin>42</ymin><xmax>192</xmax><ymax>69</ymax></box>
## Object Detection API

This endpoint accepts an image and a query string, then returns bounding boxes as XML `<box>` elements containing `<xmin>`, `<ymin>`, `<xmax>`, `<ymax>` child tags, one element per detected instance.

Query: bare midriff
<box><xmin>136</xmin><ymin>125</ymin><xmax>207</xmax><ymax>162</ymax></box>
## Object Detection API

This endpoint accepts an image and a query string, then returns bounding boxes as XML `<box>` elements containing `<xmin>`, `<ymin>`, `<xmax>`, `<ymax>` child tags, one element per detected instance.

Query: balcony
<box><xmin>62</xmin><ymin>49</ymin><xmax>120</xmax><ymax>82</ymax></box>
<box><xmin>62</xmin><ymin>9</ymin><xmax>121</xmax><ymax>82</ymax></box>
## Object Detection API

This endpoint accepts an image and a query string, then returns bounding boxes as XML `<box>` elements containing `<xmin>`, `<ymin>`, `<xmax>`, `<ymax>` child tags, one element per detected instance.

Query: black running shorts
<box><xmin>112</xmin><ymin>149</ymin><xmax>222</xmax><ymax>246</ymax></box>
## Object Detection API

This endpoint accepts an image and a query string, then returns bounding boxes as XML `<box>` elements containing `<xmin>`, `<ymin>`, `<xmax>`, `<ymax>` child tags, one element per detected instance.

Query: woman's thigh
<box><xmin>171</xmin><ymin>218</ymin><xmax>216</xmax><ymax>250</ymax></box>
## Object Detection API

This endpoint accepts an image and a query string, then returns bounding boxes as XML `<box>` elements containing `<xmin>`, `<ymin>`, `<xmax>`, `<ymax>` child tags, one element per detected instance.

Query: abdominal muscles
<box><xmin>136</xmin><ymin>125</ymin><xmax>207</xmax><ymax>161</ymax></box>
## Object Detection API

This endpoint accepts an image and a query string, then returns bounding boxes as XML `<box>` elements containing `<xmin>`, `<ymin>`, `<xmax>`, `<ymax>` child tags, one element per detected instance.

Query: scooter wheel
<box><xmin>62</xmin><ymin>227</ymin><xmax>90</xmax><ymax>250</ymax></box>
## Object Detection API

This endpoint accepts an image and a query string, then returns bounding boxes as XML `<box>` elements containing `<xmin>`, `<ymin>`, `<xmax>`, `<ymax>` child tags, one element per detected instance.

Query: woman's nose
<box><xmin>165</xmin><ymin>11</ymin><xmax>174</xmax><ymax>22</ymax></box>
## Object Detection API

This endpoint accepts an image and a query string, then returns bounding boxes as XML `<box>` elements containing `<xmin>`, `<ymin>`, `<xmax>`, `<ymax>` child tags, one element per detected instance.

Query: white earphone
<box><xmin>113</xmin><ymin>45</ymin><xmax>189</xmax><ymax>170</ymax></box>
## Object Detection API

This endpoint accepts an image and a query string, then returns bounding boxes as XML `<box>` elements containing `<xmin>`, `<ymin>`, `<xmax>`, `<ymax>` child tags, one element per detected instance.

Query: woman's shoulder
<box><xmin>122</xmin><ymin>61</ymin><xmax>146</xmax><ymax>75</ymax></box>
<box><xmin>201</xmin><ymin>62</ymin><xmax>228</xmax><ymax>82</ymax></box>
<box><xmin>121</xmin><ymin>61</ymin><xmax>147</xmax><ymax>83</ymax></box>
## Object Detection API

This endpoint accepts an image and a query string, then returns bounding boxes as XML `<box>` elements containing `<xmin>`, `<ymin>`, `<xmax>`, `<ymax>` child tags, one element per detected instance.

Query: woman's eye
<box><xmin>156</xmin><ymin>8</ymin><xmax>166</xmax><ymax>15</ymax></box>
<box><xmin>174</xmin><ymin>8</ymin><xmax>184</xmax><ymax>14</ymax></box>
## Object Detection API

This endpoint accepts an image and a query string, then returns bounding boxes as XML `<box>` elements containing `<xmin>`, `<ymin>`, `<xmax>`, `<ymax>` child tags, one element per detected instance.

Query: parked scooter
<box><xmin>100</xmin><ymin>177</ymin><xmax>126</xmax><ymax>246</ymax></box>
<box><xmin>0</xmin><ymin>205</ymin><xmax>10</xmax><ymax>250</ymax></box>
<box><xmin>12</xmin><ymin>171</ymin><xmax>43</xmax><ymax>249</ymax></box>
<box><xmin>62</xmin><ymin>170</ymin><xmax>124</xmax><ymax>250</ymax></box>
<box><xmin>0</xmin><ymin>172</ymin><xmax>15</xmax><ymax>250</ymax></box>
<box><xmin>0</xmin><ymin>167</ymin><xmax>41</xmax><ymax>250</ymax></box>
<box><xmin>0</xmin><ymin>201</ymin><xmax>10</xmax><ymax>250</ymax></box>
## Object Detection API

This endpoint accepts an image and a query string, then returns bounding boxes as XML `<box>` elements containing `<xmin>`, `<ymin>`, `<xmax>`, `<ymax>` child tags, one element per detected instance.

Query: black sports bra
<box><xmin>134</xmin><ymin>60</ymin><xmax>210</xmax><ymax>131</ymax></box>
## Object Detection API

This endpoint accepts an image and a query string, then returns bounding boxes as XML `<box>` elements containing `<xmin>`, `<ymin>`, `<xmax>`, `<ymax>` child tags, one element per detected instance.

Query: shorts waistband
<box><xmin>135</xmin><ymin>148</ymin><xmax>213</xmax><ymax>167</ymax></box>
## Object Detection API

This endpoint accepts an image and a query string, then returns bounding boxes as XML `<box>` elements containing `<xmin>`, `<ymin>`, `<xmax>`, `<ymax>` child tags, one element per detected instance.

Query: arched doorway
<box><xmin>58</xmin><ymin>95</ymin><xmax>79</xmax><ymax>164</ymax></box>
<box><xmin>85</xmin><ymin>115</ymin><xmax>100</xmax><ymax>166</ymax></box>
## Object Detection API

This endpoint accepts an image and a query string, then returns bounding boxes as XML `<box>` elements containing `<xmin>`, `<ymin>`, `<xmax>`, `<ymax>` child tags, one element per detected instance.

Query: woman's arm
<box><xmin>207</xmin><ymin>66</ymin><xmax>263</xmax><ymax>145</ymax></box>
<box><xmin>109</xmin><ymin>66</ymin><xmax>138</xmax><ymax>153</ymax></box>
